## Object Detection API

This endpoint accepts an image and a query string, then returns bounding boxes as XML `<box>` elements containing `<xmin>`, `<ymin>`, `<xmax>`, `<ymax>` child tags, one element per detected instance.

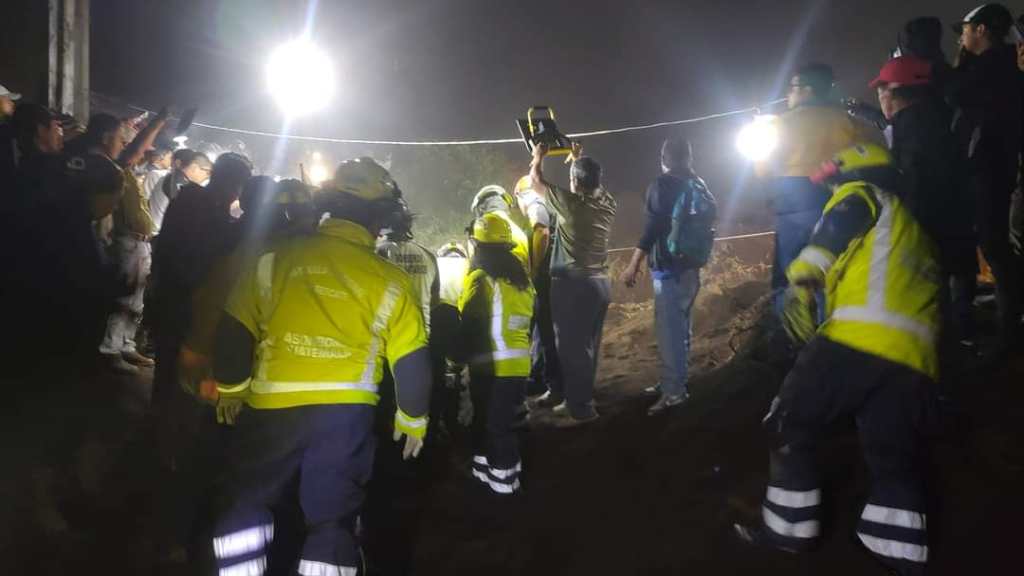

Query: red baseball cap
<box><xmin>869</xmin><ymin>56</ymin><xmax>933</xmax><ymax>89</ymax></box>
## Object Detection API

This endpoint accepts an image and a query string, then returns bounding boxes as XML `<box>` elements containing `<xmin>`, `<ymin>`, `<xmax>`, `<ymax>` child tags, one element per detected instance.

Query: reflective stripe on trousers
<box><xmin>857</xmin><ymin>503</ymin><xmax>929</xmax><ymax>564</ymax></box>
<box><xmin>297</xmin><ymin>559</ymin><xmax>358</xmax><ymax>576</ymax></box>
<box><xmin>213</xmin><ymin>524</ymin><xmax>274</xmax><ymax>561</ymax></box>
<box><xmin>471</xmin><ymin>455</ymin><xmax>522</xmax><ymax>494</ymax></box>
<box><xmin>761</xmin><ymin>485</ymin><xmax>822</xmax><ymax>540</ymax></box>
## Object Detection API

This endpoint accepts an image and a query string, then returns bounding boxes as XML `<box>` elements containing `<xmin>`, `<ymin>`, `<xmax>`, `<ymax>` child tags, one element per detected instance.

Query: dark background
<box><xmin>90</xmin><ymin>0</ymin><xmax>979</xmax><ymax>242</ymax></box>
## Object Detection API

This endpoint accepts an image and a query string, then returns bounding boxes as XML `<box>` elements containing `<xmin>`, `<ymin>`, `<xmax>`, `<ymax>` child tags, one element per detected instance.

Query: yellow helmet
<box><xmin>472</xmin><ymin>212</ymin><xmax>513</xmax><ymax>245</ymax></box>
<box><xmin>811</xmin><ymin>143</ymin><xmax>895</xmax><ymax>186</ymax></box>
<box><xmin>513</xmin><ymin>175</ymin><xmax>533</xmax><ymax>196</ymax></box>
<box><xmin>329</xmin><ymin>157</ymin><xmax>398</xmax><ymax>201</ymax></box>
<box><xmin>436</xmin><ymin>241</ymin><xmax>468</xmax><ymax>258</ymax></box>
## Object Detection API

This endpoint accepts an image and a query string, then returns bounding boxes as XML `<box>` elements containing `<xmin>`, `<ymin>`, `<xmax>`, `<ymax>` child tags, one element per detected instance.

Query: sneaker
<box><xmin>732</xmin><ymin>523</ymin><xmax>801</xmax><ymax>555</ymax></box>
<box><xmin>531</xmin><ymin>390</ymin><xmax>565</xmax><ymax>409</ymax></box>
<box><xmin>103</xmin><ymin>353</ymin><xmax>139</xmax><ymax>374</ymax></box>
<box><xmin>122</xmin><ymin>349</ymin><xmax>155</xmax><ymax>367</ymax></box>
<box><xmin>643</xmin><ymin>384</ymin><xmax>661</xmax><ymax>397</ymax></box>
<box><xmin>647</xmin><ymin>392</ymin><xmax>687</xmax><ymax>416</ymax></box>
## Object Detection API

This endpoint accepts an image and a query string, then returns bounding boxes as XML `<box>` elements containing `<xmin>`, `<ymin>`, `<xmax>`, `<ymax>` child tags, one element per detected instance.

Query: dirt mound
<box><xmin>597</xmin><ymin>253</ymin><xmax>770</xmax><ymax>406</ymax></box>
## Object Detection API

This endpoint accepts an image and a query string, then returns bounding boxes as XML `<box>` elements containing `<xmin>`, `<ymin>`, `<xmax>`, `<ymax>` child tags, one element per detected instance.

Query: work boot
<box><xmin>647</xmin><ymin>392</ymin><xmax>688</xmax><ymax>416</ymax></box>
<box><xmin>122</xmin><ymin>349</ymin><xmax>155</xmax><ymax>367</ymax></box>
<box><xmin>103</xmin><ymin>353</ymin><xmax>139</xmax><ymax>374</ymax></box>
<box><xmin>732</xmin><ymin>523</ymin><xmax>801</xmax><ymax>554</ymax></box>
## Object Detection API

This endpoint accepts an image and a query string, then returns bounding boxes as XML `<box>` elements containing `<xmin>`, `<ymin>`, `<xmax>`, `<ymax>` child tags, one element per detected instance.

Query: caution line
<box><xmin>606</xmin><ymin>230</ymin><xmax>775</xmax><ymax>254</ymax></box>
<box><xmin>118</xmin><ymin>98</ymin><xmax>785</xmax><ymax>147</ymax></box>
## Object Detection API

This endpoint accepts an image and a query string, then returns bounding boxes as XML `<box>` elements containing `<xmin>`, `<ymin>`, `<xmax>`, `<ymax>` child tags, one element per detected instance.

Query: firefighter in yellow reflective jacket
<box><xmin>457</xmin><ymin>213</ymin><xmax>535</xmax><ymax>495</ymax></box>
<box><xmin>210</xmin><ymin>158</ymin><xmax>431</xmax><ymax>576</ymax></box>
<box><xmin>735</xmin><ymin>144</ymin><xmax>940</xmax><ymax>576</ymax></box>
<box><xmin>470</xmin><ymin>185</ymin><xmax>531</xmax><ymax>275</ymax></box>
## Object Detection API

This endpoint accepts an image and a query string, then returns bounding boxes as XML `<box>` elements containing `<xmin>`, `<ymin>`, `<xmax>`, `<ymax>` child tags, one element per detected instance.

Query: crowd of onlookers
<box><xmin>2</xmin><ymin>3</ymin><xmax>1024</xmax><ymax>574</ymax></box>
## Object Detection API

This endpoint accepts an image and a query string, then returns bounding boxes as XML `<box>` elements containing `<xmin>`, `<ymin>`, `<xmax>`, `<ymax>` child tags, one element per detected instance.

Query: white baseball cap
<box><xmin>0</xmin><ymin>84</ymin><xmax>21</xmax><ymax>100</ymax></box>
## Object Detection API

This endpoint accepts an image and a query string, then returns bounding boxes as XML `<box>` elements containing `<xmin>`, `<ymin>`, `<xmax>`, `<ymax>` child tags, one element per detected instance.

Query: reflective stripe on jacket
<box><xmin>222</xmin><ymin>219</ymin><xmax>427</xmax><ymax>409</ymax></box>
<box><xmin>377</xmin><ymin>239</ymin><xmax>439</xmax><ymax>335</ymax></box>
<box><xmin>458</xmin><ymin>269</ymin><xmax>534</xmax><ymax>377</ymax></box>
<box><xmin>808</xmin><ymin>182</ymin><xmax>941</xmax><ymax>379</ymax></box>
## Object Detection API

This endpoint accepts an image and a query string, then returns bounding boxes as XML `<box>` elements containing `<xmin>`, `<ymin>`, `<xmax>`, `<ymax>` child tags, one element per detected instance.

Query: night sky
<box><xmin>92</xmin><ymin>0</ymin><xmax>984</xmax><ymax>235</ymax></box>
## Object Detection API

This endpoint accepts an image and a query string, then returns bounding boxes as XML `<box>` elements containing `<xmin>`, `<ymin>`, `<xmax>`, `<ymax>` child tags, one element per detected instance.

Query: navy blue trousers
<box><xmin>211</xmin><ymin>404</ymin><xmax>376</xmax><ymax>575</ymax></box>
<box><xmin>760</xmin><ymin>338</ymin><xmax>937</xmax><ymax>576</ymax></box>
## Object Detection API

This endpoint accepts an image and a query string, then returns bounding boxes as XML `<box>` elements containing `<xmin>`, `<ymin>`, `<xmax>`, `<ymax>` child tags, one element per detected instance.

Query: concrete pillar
<box><xmin>48</xmin><ymin>0</ymin><xmax>89</xmax><ymax>118</ymax></box>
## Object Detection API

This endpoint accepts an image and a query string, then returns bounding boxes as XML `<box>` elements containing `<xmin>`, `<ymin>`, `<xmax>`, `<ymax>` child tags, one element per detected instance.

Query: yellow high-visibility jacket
<box><xmin>458</xmin><ymin>269</ymin><xmax>535</xmax><ymax>378</ymax></box>
<box><xmin>220</xmin><ymin>219</ymin><xmax>428</xmax><ymax>409</ymax></box>
<box><xmin>798</xmin><ymin>181</ymin><xmax>941</xmax><ymax>379</ymax></box>
<box><xmin>758</xmin><ymin>105</ymin><xmax>885</xmax><ymax>179</ymax></box>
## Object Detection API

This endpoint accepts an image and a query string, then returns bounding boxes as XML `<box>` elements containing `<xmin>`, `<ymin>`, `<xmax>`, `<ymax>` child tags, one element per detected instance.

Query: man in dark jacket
<box><xmin>151</xmin><ymin>152</ymin><xmax>251</xmax><ymax>463</ymax></box>
<box><xmin>621</xmin><ymin>138</ymin><xmax>711</xmax><ymax>415</ymax></box>
<box><xmin>949</xmin><ymin>4</ymin><xmax>1022</xmax><ymax>348</ymax></box>
<box><xmin>873</xmin><ymin>56</ymin><xmax>978</xmax><ymax>344</ymax></box>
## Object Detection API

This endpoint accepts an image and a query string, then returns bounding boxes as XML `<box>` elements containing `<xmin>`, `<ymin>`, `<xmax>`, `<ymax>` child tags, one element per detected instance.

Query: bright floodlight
<box><xmin>736</xmin><ymin>115</ymin><xmax>780</xmax><ymax>162</ymax></box>
<box><xmin>308</xmin><ymin>163</ymin><xmax>330</xmax><ymax>186</ymax></box>
<box><xmin>267</xmin><ymin>38</ymin><xmax>336</xmax><ymax>117</ymax></box>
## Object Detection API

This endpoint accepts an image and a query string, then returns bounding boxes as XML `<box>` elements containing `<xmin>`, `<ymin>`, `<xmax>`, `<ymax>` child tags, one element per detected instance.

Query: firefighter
<box><xmin>376</xmin><ymin>203</ymin><xmax>440</xmax><ymax>335</ymax></box>
<box><xmin>470</xmin><ymin>184</ymin><xmax>531</xmax><ymax>275</ymax></box>
<box><xmin>209</xmin><ymin>157</ymin><xmax>431</xmax><ymax>576</ymax></box>
<box><xmin>734</xmin><ymin>144</ymin><xmax>940</xmax><ymax>576</ymax></box>
<box><xmin>457</xmin><ymin>213</ymin><xmax>535</xmax><ymax>495</ymax></box>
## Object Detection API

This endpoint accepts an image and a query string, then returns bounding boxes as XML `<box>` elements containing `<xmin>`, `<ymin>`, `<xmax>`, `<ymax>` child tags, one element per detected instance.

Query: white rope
<box><xmin>121</xmin><ymin>99</ymin><xmax>785</xmax><ymax>147</ymax></box>
<box><xmin>606</xmin><ymin>230</ymin><xmax>775</xmax><ymax>254</ymax></box>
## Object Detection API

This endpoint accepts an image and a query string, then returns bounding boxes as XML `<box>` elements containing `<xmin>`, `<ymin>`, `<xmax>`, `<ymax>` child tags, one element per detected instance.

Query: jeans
<box><xmin>99</xmin><ymin>236</ymin><xmax>151</xmax><ymax>355</ymax></box>
<box><xmin>550</xmin><ymin>273</ymin><xmax>611</xmax><ymax>419</ymax></box>
<box><xmin>653</xmin><ymin>269</ymin><xmax>700</xmax><ymax>398</ymax></box>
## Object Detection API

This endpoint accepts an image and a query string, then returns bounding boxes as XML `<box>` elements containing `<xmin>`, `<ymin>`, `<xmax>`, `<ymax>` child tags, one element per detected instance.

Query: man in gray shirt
<box><xmin>530</xmin><ymin>142</ymin><xmax>616</xmax><ymax>424</ymax></box>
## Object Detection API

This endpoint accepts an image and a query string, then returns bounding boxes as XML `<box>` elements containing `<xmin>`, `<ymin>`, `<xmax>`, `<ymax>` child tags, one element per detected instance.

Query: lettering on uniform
<box><xmin>283</xmin><ymin>332</ymin><xmax>352</xmax><ymax>360</ymax></box>
<box><xmin>392</xmin><ymin>253</ymin><xmax>428</xmax><ymax>276</ymax></box>
<box><xmin>508</xmin><ymin>315</ymin><xmax>530</xmax><ymax>331</ymax></box>
<box><xmin>289</xmin><ymin>265</ymin><xmax>329</xmax><ymax>278</ymax></box>
<box><xmin>314</xmin><ymin>284</ymin><xmax>350</xmax><ymax>300</ymax></box>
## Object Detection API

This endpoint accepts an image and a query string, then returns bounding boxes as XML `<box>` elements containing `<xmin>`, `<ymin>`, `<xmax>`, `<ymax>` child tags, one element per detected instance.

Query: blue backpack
<box><xmin>667</xmin><ymin>176</ymin><xmax>717</xmax><ymax>268</ymax></box>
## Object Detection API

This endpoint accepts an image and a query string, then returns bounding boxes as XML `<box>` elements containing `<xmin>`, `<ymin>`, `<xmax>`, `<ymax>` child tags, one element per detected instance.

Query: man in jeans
<box><xmin>530</xmin><ymin>142</ymin><xmax>616</xmax><ymax>425</ymax></box>
<box><xmin>622</xmin><ymin>138</ymin><xmax>706</xmax><ymax>415</ymax></box>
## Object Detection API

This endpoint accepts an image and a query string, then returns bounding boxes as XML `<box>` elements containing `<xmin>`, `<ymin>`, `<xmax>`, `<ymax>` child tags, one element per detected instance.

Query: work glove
<box><xmin>393</xmin><ymin>409</ymin><xmax>428</xmax><ymax>460</ymax></box>
<box><xmin>785</xmin><ymin>247</ymin><xmax>834</xmax><ymax>288</ymax></box>
<box><xmin>782</xmin><ymin>285</ymin><xmax>817</xmax><ymax>345</ymax></box>
<box><xmin>216</xmin><ymin>397</ymin><xmax>245</xmax><ymax>426</ymax></box>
